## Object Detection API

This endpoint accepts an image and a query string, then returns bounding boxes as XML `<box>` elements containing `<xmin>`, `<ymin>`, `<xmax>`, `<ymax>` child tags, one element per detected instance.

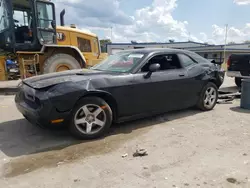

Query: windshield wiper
<box><xmin>90</xmin><ymin>68</ymin><xmax>103</xmax><ymax>71</ymax></box>
<box><xmin>75</xmin><ymin>69</ymin><xmax>103</xmax><ymax>75</ymax></box>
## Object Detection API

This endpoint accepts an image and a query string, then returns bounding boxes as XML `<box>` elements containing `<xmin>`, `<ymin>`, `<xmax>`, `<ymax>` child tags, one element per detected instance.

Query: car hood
<box><xmin>22</xmin><ymin>69</ymin><xmax>117</xmax><ymax>89</ymax></box>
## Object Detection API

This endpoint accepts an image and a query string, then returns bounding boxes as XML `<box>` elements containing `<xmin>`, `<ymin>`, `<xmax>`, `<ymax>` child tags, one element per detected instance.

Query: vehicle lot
<box><xmin>0</xmin><ymin>77</ymin><xmax>250</xmax><ymax>188</ymax></box>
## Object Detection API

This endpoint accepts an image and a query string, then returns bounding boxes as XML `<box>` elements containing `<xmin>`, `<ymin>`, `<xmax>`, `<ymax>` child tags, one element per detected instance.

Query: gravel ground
<box><xmin>0</xmin><ymin>77</ymin><xmax>250</xmax><ymax>188</ymax></box>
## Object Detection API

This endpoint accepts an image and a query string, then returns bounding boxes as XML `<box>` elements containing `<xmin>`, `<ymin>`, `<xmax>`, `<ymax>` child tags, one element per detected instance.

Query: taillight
<box><xmin>227</xmin><ymin>58</ymin><xmax>231</xmax><ymax>69</ymax></box>
<box><xmin>28</xmin><ymin>29</ymin><xmax>33</xmax><ymax>37</ymax></box>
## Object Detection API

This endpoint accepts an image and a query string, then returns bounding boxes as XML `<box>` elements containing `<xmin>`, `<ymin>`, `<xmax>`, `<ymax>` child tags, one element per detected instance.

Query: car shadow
<box><xmin>230</xmin><ymin>106</ymin><xmax>250</xmax><ymax>114</ymax></box>
<box><xmin>0</xmin><ymin>108</ymin><xmax>202</xmax><ymax>158</ymax></box>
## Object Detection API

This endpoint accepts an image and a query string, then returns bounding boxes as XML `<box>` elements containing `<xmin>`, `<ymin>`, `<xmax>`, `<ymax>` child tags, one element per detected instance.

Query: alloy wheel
<box><xmin>203</xmin><ymin>87</ymin><xmax>217</xmax><ymax>109</ymax></box>
<box><xmin>74</xmin><ymin>104</ymin><xmax>106</xmax><ymax>135</ymax></box>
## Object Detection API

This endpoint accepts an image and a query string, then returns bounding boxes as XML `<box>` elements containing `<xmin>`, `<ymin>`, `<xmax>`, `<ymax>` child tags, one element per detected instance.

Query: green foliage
<box><xmin>100</xmin><ymin>39</ymin><xmax>112</xmax><ymax>52</ymax></box>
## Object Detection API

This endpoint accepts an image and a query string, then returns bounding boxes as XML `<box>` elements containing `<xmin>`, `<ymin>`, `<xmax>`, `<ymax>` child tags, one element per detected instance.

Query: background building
<box><xmin>106</xmin><ymin>41</ymin><xmax>250</xmax><ymax>69</ymax></box>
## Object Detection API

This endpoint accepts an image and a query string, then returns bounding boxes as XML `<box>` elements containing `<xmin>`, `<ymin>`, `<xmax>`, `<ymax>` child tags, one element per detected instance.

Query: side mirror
<box><xmin>149</xmin><ymin>63</ymin><xmax>161</xmax><ymax>72</ymax></box>
<box><xmin>144</xmin><ymin>63</ymin><xmax>160</xmax><ymax>79</ymax></box>
<box><xmin>51</xmin><ymin>20</ymin><xmax>56</xmax><ymax>29</ymax></box>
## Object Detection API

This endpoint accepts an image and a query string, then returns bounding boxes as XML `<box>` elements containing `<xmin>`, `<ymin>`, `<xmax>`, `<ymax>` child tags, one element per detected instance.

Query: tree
<box><xmin>228</xmin><ymin>41</ymin><xmax>236</xmax><ymax>44</ymax></box>
<box><xmin>100</xmin><ymin>39</ymin><xmax>111</xmax><ymax>46</ymax></box>
<box><xmin>244</xmin><ymin>40</ymin><xmax>250</xmax><ymax>44</ymax></box>
<box><xmin>100</xmin><ymin>39</ymin><xmax>112</xmax><ymax>53</ymax></box>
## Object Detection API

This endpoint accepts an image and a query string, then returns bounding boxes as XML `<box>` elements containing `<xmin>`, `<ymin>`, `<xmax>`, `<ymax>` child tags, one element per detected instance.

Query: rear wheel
<box><xmin>69</xmin><ymin>97</ymin><xmax>113</xmax><ymax>139</ymax></box>
<box><xmin>43</xmin><ymin>53</ymin><xmax>81</xmax><ymax>74</ymax></box>
<box><xmin>235</xmin><ymin>77</ymin><xmax>242</xmax><ymax>88</ymax></box>
<box><xmin>197</xmin><ymin>82</ymin><xmax>218</xmax><ymax>111</ymax></box>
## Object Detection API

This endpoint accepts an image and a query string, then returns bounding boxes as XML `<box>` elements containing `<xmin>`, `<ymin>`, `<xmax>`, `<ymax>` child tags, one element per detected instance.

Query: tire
<box><xmin>69</xmin><ymin>97</ymin><xmax>113</xmax><ymax>139</ymax></box>
<box><xmin>235</xmin><ymin>77</ymin><xmax>242</xmax><ymax>88</ymax></box>
<box><xmin>197</xmin><ymin>82</ymin><xmax>218</xmax><ymax>111</ymax></box>
<box><xmin>43</xmin><ymin>53</ymin><xmax>81</xmax><ymax>74</ymax></box>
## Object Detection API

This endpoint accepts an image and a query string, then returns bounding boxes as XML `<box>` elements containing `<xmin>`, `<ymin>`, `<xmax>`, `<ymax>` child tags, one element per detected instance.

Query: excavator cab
<box><xmin>0</xmin><ymin>0</ymin><xmax>56</xmax><ymax>52</ymax></box>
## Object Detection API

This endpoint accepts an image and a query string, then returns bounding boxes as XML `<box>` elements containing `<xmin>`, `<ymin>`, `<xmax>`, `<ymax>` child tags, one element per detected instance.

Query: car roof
<box><xmin>115</xmin><ymin>48</ymin><xmax>210</xmax><ymax>64</ymax></box>
<box><xmin>117</xmin><ymin>48</ymin><xmax>189</xmax><ymax>54</ymax></box>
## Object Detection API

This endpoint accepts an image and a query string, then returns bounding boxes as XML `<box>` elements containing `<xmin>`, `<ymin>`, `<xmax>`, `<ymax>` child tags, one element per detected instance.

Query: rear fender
<box><xmin>197</xmin><ymin>68</ymin><xmax>220</xmax><ymax>91</ymax></box>
<box><xmin>201</xmin><ymin>72</ymin><xmax>221</xmax><ymax>88</ymax></box>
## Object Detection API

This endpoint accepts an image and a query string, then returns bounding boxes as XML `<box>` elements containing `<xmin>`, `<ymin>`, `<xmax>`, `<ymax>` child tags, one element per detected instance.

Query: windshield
<box><xmin>91</xmin><ymin>52</ymin><xmax>146</xmax><ymax>72</ymax></box>
<box><xmin>37</xmin><ymin>2</ymin><xmax>54</xmax><ymax>29</ymax></box>
<box><xmin>0</xmin><ymin>0</ymin><xmax>10</xmax><ymax>32</ymax></box>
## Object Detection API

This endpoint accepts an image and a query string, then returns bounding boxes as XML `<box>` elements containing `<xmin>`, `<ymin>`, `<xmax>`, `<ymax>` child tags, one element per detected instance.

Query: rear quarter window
<box><xmin>178</xmin><ymin>54</ymin><xmax>196</xmax><ymax>67</ymax></box>
<box><xmin>186</xmin><ymin>51</ymin><xmax>208</xmax><ymax>63</ymax></box>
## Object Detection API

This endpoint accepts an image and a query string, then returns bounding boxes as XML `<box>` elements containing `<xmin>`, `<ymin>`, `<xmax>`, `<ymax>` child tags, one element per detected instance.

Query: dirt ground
<box><xmin>0</xmin><ymin>77</ymin><xmax>250</xmax><ymax>188</ymax></box>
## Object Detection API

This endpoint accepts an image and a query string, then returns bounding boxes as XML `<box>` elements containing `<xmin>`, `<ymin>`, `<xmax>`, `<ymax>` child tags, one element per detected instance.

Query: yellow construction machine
<box><xmin>0</xmin><ymin>0</ymin><xmax>108</xmax><ymax>80</ymax></box>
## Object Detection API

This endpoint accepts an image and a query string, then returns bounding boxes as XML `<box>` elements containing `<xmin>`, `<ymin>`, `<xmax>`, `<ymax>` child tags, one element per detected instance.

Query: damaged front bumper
<box><xmin>15</xmin><ymin>84</ymin><xmax>70</xmax><ymax>127</ymax></box>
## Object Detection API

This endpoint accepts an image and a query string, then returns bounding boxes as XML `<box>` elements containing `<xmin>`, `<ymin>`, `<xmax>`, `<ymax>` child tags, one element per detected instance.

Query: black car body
<box><xmin>15</xmin><ymin>48</ymin><xmax>225</xmax><ymax>139</ymax></box>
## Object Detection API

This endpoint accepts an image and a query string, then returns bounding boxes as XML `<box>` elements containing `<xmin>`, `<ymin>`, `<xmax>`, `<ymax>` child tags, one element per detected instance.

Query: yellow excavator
<box><xmin>0</xmin><ymin>0</ymin><xmax>108</xmax><ymax>80</ymax></box>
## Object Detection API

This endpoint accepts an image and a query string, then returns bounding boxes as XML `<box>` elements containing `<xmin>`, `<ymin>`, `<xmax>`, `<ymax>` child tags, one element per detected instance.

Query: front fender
<box><xmin>47</xmin><ymin>81</ymin><xmax>89</xmax><ymax>112</ymax></box>
<box><xmin>47</xmin><ymin>81</ymin><xmax>116</xmax><ymax>113</ymax></box>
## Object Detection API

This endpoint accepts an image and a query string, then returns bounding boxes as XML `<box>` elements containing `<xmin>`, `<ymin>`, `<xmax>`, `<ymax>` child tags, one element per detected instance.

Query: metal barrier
<box><xmin>240</xmin><ymin>79</ymin><xmax>250</xmax><ymax>110</ymax></box>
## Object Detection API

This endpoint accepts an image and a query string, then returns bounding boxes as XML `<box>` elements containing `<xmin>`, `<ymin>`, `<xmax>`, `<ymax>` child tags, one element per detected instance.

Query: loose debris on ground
<box><xmin>217</xmin><ymin>91</ymin><xmax>241</xmax><ymax>104</ymax></box>
<box><xmin>121</xmin><ymin>153</ymin><xmax>128</xmax><ymax>158</ymax></box>
<box><xmin>227</xmin><ymin>178</ymin><xmax>241</xmax><ymax>184</ymax></box>
<box><xmin>133</xmin><ymin>149</ymin><xmax>148</xmax><ymax>157</ymax></box>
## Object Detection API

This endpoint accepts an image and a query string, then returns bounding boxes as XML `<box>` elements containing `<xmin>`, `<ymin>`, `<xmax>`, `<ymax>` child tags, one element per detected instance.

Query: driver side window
<box><xmin>13</xmin><ymin>7</ymin><xmax>34</xmax><ymax>44</ymax></box>
<box><xmin>13</xmin><ymin>10</ymin><xmax>29</xmax><ymax>27</ymax></box>
<box><xmin>141</xmin><ymin>54</ymin><xmax>182</xmax><ymax>72</ymax></box>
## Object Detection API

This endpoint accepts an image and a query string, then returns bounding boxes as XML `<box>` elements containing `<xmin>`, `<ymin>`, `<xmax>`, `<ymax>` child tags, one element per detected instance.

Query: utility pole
<box><xmin>110</xmin><ymin>27</ymin><xmax>113</xmax><ymax>41</ymax></box>
<box><xmin>223</xmin><ymin>24</ymin><xmax>228</xmax><ymax>67</ymax></box>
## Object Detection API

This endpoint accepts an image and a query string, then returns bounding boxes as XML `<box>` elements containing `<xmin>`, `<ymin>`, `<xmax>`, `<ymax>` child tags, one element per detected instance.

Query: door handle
<box><xmin>179</xmin><ymin>74</ymin><xmax>185</xmax><ymax>77</ymax></box>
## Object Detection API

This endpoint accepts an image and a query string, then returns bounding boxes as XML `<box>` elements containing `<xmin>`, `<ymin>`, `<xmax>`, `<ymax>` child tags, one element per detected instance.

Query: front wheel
<box><xmin>197</xmin><ymin>82</ymin><xmax>218</xmax><ymax>111</ymax></box>
<box><xmin>69</xmin><ymin>97</ymin><xmax>113</xmax><ymax>139</ymax></box>
<box><xmin>43</xmin><ymin>53</ymin><xmax>81</xmax><ymax>74</ymax></box>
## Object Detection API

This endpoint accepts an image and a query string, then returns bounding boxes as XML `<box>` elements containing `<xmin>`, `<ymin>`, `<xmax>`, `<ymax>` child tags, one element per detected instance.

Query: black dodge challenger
<box><xmin>15</xmin><ymin>48</ymin><xmax>225</xmax><ymax>139</ymax></box>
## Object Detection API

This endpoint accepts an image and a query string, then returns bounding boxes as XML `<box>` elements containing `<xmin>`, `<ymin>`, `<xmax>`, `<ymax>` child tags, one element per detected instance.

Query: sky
<box><xmin>53</xmin><ymin>0</ymin><xmax>250</xmax><ymax>44</ymax></box>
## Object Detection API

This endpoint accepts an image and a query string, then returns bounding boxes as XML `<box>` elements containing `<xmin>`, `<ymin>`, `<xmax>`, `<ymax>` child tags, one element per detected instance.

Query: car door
<box><xmin>177</xmin><ymin>53</ymin><xmax>207</xmax><ymax>107</ymax></box>
<box><xmin>130</xmin><ymin>53</ymin><xmax>190</xmax><ymax>115</ymax></box>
